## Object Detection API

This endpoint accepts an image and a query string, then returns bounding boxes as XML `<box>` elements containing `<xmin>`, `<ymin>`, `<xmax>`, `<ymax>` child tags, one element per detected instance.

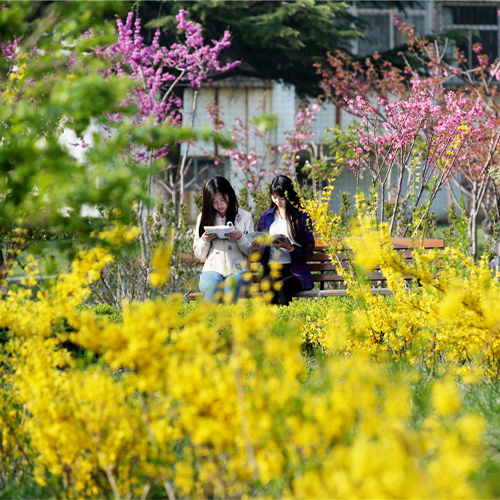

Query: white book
<box><xmin>204</xmin><ymin>222</ymin><xmax>236</xmax><ymax>239</ymax></box>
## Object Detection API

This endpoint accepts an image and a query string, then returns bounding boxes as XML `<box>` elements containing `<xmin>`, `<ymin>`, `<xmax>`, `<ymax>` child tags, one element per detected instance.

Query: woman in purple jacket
<box><xmin>253</xmin><ymin>175</ymin><xmax>315</xmax><ymax>305</ymax></box>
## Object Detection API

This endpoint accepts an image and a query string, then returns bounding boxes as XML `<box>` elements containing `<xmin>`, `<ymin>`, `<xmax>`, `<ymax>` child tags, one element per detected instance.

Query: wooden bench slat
<box><xmin>310</xmin><ymin>275</ymin><xmax>346</xmax><ymax>282</ymax></box>
<box><xmin>305</xmin><ymin>250</ymin><xmax>437</xmax><ymax>263</ymax></box>
<box><xmin>391</xmin><ymin>237</ymin><xmax>445</xmax><ymax>249</ymax></box>
<box><xmin>309</xmin><ymin>263</ymin><xmax>347</xmax><ymax>271</ymax></box>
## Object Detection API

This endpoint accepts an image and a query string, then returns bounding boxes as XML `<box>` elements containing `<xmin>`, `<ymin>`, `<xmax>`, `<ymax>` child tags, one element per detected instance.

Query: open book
<box><xmin>247</xmin><ymin>231</ymin><xmax>301</xmax><ymax>248</ymax></box>
<box><xmin>204</xmin><ymin>222</ymin><xmax>236</xmax><ymax>239</ymax></box>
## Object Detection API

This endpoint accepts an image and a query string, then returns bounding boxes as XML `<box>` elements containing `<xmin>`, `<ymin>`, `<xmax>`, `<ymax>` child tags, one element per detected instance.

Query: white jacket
<box><xmin>193</xmin><ymin>208</ymin><xmax>254</xmax><ymax>276</ymax></box>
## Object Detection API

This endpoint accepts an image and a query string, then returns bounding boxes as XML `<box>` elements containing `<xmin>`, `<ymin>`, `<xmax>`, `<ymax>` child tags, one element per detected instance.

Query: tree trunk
<box><xmin>469</xmin><ymin>183</ymin><xmax>478</xmax><ymax>260</ymax></box>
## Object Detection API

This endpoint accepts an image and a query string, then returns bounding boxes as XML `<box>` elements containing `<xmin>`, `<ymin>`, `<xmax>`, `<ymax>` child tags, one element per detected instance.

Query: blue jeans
<box><xmin>199</xmin><ymin>271</ymin><xmax>245</xmax><ymax>303</ymax></box>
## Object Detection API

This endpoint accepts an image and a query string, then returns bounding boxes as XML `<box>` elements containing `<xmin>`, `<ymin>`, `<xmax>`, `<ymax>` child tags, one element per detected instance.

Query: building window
<box><xmin>355</xmin><ymin>2</ymin><xmax>428</xmax><ymax>56</ymax></box>
<box><xmin>441</xmin><ymin>4</ymin><xmax>499</xmax><ymax>69</ymax></box>
<box><xmin>357</xmin><ymin>13</ymin><xmax>392</xmax><ymax>55</ymax></box>
<box><xmin>445</xmin><ymin>5</ymin><xmax>497</xmax><ymax>25</ymax></box>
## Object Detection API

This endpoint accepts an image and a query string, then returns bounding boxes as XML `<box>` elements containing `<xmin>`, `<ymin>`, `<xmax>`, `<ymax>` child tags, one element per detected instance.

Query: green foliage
<box><xmin>238</xmin><ymin>185</ymin><xmax>271</xmax><ymax>229</ymax></box>
<box><xmin>353</xmin><ymin>186</ymin><xmax>378</xmax><ymax>220</ymax></box>
<box><xmin>338</xmin><ymin>191</ymin><xmax>353</xmax><ymax>232</ymax></box>
<box><xmin>483</xmin><ymin>206</ymin><xmax>500</xmax><ymax>263</ymax></box>
<box><xmin>0</xmin><ymin>6</ymin><xmax>136</xmax><ymax>248</ymax></box>
<box><xmin>179</xmin><ymin>299</ymin><xmax>200</xmax><ymax>317</ymax></box>
<box><xmin>383</xmin><ymin>199</ymin><xmax>437</xmax><ymax>239</ymax></box>
<box><xmin>278</xmin><ymin>296</ymin><xmax>363</xmax><ymax>356</ymax></box>
<box><xmin>324</xmin><ymin>124</ymin><xmax>358</xmax><ymax>165</ymax></box>
<box><xmin>457</xmin><ymin>380</ymin><xmax>500</xmax><ymax>497</ymax></box>
<box><xmin>0</xmin><ymin>474</ymin><xmax>53</xmax><ymax>500</ymax></box>
<box><xmin>443</xmin><ymin>200</ymin><xmax>472</xmax><ymax>255</ymax></box>
<box><xmin>250</xmin><ymin>112</ymin><xmax>278</xmax><ymax>134</ymax></box>
<box><xmin>421</xmin><ymin>210</ymin><xmax>437</xmax><ymax>238</ymax></box>
<box><xmin>77</xmin><ymin>303</ymin><xmax>123</xmax><ymax>323</ymax></box>
<box><xmin>237</xmin><ymin>185</ymin><xmax>252</xmax><ymax>213</ymax></box>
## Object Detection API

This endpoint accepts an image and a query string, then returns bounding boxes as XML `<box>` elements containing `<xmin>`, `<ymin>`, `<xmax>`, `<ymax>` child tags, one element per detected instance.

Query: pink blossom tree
<box><xmin>95</xmin><ymin>9</ymin><xmax>240</xmax><ymax>216</ymax></box>
<box><xmin>397</xmin><ymin>26</ymin><xmax>500</xmax><ymax>259</ymax></box>
<box><xmin>316</xmin><ymin>17</ymin><xmax>500</xmax><ymax>259</ymax></box>
<box><xmin>345</xmin><ymin>80</ymin><xmax>485</xmax><ymax>237</ymax></box>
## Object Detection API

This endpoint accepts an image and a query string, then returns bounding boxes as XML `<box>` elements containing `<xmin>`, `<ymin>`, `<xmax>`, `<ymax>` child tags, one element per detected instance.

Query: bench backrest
<box><xmin>308</xmin><ymin>237</ymin><xmax>444</xmax><ymax>288</ymax></box>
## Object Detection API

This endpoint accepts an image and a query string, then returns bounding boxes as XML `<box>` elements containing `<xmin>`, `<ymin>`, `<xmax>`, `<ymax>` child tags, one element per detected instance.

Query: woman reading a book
<box><xmin>193</xmin><ymin>176</ymin><xmax>254</xmax><ymax>302</ymax></box>
<box><xmin>253</xmin><ymin>174</ymin><xmax>315</xmax><ymax>305</ymax></box>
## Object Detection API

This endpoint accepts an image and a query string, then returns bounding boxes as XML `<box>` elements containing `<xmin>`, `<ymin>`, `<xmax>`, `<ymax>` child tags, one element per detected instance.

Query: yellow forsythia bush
<box><xmin>343</xmin><ymin>216</ymin><xmax>500</xmax><ymax>380</ymax></box>
<box><xmin>0</xmin><ymin>244</ymin><xmax>490</xmax><ymax>498</ymax></box>
<box><xmin>302</xmin><ymin>188</ymin><xmax>500</xmax><ymax>380</ymax></box>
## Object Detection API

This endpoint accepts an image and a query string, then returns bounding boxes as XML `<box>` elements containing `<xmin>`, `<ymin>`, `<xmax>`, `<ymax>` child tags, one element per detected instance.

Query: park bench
<box><xmin>188</xmin><ymin>237</ymin><xmax>445</xmax><ymax>301</ymax></box>
<box><xmin>294</xmin><ymin>237</ymin><xmax>445</xmax><ymax>299</ymax></box>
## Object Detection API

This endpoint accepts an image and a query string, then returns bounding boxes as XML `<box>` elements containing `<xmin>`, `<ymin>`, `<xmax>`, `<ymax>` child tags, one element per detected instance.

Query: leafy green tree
<box><xmin>140</xmin><ymin>0</ymin><xmax>365</xmax><ymax>98</ymax></box>
<box><xmin>0</xmin><ymin>1</ymin><xmax>228</xmax><ymax>281</ymax></box>
<box><xmin>139</xmin><ymin>1</ymin><xmax>424</xmax><ymax>98</ymax></box>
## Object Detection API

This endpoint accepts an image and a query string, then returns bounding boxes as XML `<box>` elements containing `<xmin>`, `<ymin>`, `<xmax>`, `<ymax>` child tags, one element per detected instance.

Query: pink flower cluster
<box><xmin>277</xmin><ymin>101</ymin><xmax>320</xmax><ymax>173</ymax></box>
<box><xmin>98</xmin><ymin>10</ymin><xmax>239</xmax><ymax>163</ymax></box>
<box><xmin>1</xmin><ymin>36</ymin><xmax>20</xmax><ymax>61</ymax></box>
<box><xmin>347</xmin><ymin>79</ymin><xmax>485</xmax><ymax>175</ymax></box>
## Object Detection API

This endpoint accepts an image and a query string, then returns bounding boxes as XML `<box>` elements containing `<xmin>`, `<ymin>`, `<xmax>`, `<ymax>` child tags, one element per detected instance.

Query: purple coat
<box><xmin>256</xmin><ymin>208</ymin><xmax>315</xmax><ymax>290</ymax></box>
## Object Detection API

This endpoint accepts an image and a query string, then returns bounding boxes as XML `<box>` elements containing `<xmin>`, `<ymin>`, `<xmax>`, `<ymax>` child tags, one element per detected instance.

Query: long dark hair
<box><xmin>199</xmin><ymin>176</ymin><xmax>238</xmax><ymax>237</ymax></box>
<box><xmin>269</xmin><ymin>175</ymin><xmax>303</xmax><ymax>243</ymax></box>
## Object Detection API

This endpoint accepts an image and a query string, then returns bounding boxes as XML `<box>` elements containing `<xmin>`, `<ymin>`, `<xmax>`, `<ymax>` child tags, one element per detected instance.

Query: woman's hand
<box><xmin>226</xmin><ymin>227</ymin><xmax>242</xmax><ymax>240</ymax></box>
<box><xmin>272</xmin><ymin>238</ymin><xmax>294</xmax><ymax>252</ymax></box>
<box><xmin>202</xmin><ymin>231</ymin><xmax>217</xmax><ymax>242</ymax></box>
<box><xmin>251</xmin><ymin>241</ymin><xmax>263</xmax><ymax>253</ymax></box>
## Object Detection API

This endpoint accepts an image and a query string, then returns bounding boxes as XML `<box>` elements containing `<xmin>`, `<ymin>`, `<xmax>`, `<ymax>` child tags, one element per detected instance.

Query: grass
<box><xmin>463</xmin><ymin>381</ymin><xmax>500</xmax><ymax>497</ymax></box>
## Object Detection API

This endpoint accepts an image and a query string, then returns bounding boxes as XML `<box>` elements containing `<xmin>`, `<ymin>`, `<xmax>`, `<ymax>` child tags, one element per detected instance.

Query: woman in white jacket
<box><xmin>193</xmin><ymin>176</ymin><xmax>254</xmax><ymax>302</ymax></box>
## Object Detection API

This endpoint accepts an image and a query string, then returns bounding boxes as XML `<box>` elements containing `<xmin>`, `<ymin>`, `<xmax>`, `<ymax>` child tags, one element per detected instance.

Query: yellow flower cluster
<box><xmin>0</xmin><ymin>242</ymin><xmax>490</xmax><ymax>498</ymax></box>
<box><xmin>150</xmin><ymin>240</ymin><xmax>173</xmax><ymax>287</ymax></box>
<box><xmin>303</xmin><ymin>196</ymin><xmax>500</xmax><ymax>379</ymax></box>
<box><xmin>438</xmin><ymin>121</ymin><xmax>469</xmax><ymax>171</ymax></box>
<box><xmin>1</xmin><ymin>62</ymin><xmax>27</xmax><ymax>104</ymax></box>
<box><xmin>302</xmin><ymin>183</ymin><xmax>342</xmax><ymax>244</ymax></box>
<box><xmin>95</xmin><ymin>223</ymin><xmax>141</xmax><ymax>245</ymax></box>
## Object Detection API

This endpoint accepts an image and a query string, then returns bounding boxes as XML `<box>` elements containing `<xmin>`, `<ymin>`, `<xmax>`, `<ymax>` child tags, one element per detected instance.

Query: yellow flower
<box><xmin>150</xmin><ymin>241</ymin><xmax>172</xmax><ymax>287</ymax></box>
<box><xmin>98</xmin><ymin>224</ymin><xmax>141</xmax><ymax>245</ymax></box>
<box><xmin>432</xmin><ymin>376</ymin><xmax>462</xmax><ymax>416</ymax></box>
